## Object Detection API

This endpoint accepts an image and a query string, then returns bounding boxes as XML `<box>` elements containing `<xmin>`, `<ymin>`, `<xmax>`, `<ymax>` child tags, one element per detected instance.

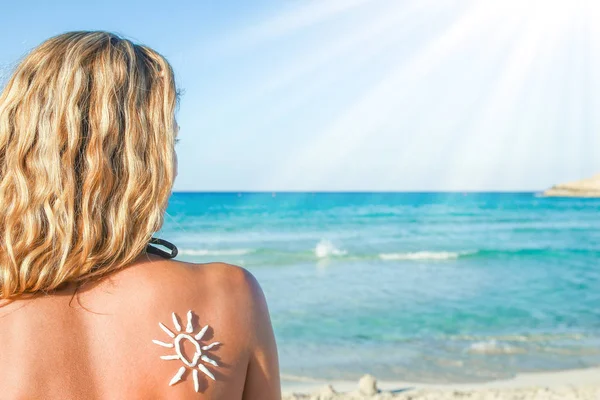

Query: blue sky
<box><xmin>1</xmin><ymin>0</ymin><xmax>599</xmax><ymax>191</ymax></box>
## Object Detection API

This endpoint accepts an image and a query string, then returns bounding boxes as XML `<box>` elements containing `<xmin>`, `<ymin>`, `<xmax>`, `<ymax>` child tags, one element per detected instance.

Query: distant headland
<box><xmin>543</xmin><ymin>174</ymin><xmax>600</xmax><ymax>197</ymax></box>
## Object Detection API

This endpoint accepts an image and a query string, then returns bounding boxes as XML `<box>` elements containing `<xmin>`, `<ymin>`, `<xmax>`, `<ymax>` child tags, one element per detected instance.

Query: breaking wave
<box><xmin>314</xmin><ymin>239</ymin><xmax>348</xmax><ymax>258</ymax></box>
<box><xmin>467</xmin><ymin>340</ymin><xmax>525</xmax><ymax>355</ymax></box>
<box><xmin>378</xmin><ymin>251</ymin><xmax>470</xmax><ymax>261</ymax></box>
<box><xmin>177</xmin><ymin>248</ymin><xmax>253</xmax><ymax>256</ymax></box>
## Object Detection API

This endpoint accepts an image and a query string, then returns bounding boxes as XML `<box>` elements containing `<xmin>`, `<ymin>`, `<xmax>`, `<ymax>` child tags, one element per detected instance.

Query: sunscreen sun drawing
<box><xmin>153</xmin><ymin>311</ymin><xmax>221</xmax><ymax>392</ymax></box>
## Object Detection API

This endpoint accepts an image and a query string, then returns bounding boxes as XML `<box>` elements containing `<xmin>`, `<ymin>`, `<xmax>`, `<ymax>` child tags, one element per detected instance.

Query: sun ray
<box><xmin>169</xmin><ymin>366</ymin><xmax>186</xmax><ymax>386</ymax></box>
<box><xmin>202</xmin><ymin>342</ymin><xmax>220</xmax><ymax>351</ymax></box>
<box><xmin>186</xmin><ymin>310</ymin><xmax>194</xmax><ymax>333</ymax></box>
<box><xmin>201</xmin><ymin>355</ymin><xmax>218</xmax><ymax>367</ymax></box>
<box><xmin>160</xmin><ymin>355</ymin><xmax>180</xmax><ymax>360</ymax></box>
<box><xmin>193</xmin><ymin>369</ymin><xmax>200</xmax><ymax>392</ymax></box>
<box><xmin>159</xmin><ymin>322</ymin><xmax>176</xmax><ymax>338</ymax></box>
<box><xmin>195</xmin><ymin>325</ymin><xmax>209</xmax><ymax>340</ymax></box>
<box><xmin>270</xmin><ymin>1</ymin><xmax>495</xmax><ymax>188</ymax></box>
<box><xmin>172</xmin><ymin>313</ymin><xmax>182</xmax><ymax>332</ymax></box>
<box><xmin>198</xmin><ymin>363</ymin><xmax>215</xmax><ymax>381</ymax></box>
<box><xmin>209</xmin><ymin>0</ymin><xmax>374</xmax><ymax>57</ymax></box>
<box><xmin>202</xmin><ymin>0</ymin><xmax>432</xmax><ymax>127</ymax></box>
<box><xmin>153</xmin><ymin>340</ymin><xmax>174</xmax><ymax>348</ymax></box>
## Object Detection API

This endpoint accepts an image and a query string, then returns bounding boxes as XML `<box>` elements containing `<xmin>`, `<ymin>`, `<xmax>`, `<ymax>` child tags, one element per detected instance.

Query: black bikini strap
<box><xmin>146</xmin><ymin>237</ymin><xmax>178</xmax><ymax>259</ymax></box>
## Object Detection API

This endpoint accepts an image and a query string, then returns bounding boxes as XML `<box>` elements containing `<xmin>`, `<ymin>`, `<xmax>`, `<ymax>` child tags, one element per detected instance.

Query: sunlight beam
<box><xmin>207</xmin><ymin>0</ymin><xmax>377</xmax><ymax>57</ymax></box>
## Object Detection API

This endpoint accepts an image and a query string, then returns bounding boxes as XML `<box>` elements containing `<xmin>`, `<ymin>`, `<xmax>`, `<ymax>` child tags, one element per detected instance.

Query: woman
<box><xmin>0</xmin><ymin>31</ymin><xmax>281</xmax><ymax>399</ymax></box>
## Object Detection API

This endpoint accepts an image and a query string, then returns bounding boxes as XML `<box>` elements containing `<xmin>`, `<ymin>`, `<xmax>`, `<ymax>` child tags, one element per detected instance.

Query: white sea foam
<box><xmin>378</xmin><ymin>251</ymin><xmax>465</xmax><ymax>261</ymax></box>
<box><xmin>468</xmin><ymin>340</ymin><xmax>524</xmax><ymax>355</ymax></box>
<box><xmin>314</xmin><ymin>239</ymin><xmax>347</xmax><ymax>258</ymax></box>
<box><xmin>178</xmin><ymin>248</ymin><xmax>253</xmax><ymax>256</ymax></box>
<box><xmin>279</xmin><ymin>373</ymin><xmax>324</xmax><ymax>383</ymax></box>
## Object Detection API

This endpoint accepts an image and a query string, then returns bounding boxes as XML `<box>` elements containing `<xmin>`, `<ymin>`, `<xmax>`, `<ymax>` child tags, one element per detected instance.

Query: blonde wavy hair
<box><xmin>0</xmin><ymin>31</ymin><xmax>178</xmax><ymax>299</ymax></box>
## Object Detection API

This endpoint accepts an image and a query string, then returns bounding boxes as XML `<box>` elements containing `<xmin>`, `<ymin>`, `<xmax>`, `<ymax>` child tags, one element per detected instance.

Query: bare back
<box><xmin>0</xmin><ymin>255</ymin><xmax>281</xmax><ymax>399</ymax></box>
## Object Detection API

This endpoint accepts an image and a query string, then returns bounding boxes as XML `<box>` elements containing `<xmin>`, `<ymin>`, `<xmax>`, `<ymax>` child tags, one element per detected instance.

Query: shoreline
<box><xmin>282</xmin><ymin>367</ymin><xmax>600</xmax><ymax>398</ymax></box>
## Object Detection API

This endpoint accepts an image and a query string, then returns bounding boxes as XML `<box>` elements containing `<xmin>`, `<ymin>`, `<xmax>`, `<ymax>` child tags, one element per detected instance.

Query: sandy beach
<box><xmin>282</xmin><ymin>368</ymin><xmax>600</xmax><ymax>399</ymax></box>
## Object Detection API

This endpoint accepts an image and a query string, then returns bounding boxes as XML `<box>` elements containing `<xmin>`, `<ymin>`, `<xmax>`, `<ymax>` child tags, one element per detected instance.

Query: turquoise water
<box><xmin>160</xmin><ymin>192</ymin><xmax>600</xmax><ymax>382</ymax></box>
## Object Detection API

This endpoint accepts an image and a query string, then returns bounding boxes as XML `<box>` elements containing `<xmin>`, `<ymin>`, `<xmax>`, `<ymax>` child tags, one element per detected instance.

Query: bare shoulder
<box><xmin>129</xmin><ymin>259</ymin><xmax>264</xmax><ymax>314</ymax></box>
<box><xmin>190</xmin><ymin>261</ymin><xmax>262</xmax><ymax>294</ymax></box>
<box><xmin>194</xmin><ymin>261</ymin><xmax>266</xmax><ymax>308</ymax></box>
<box><xmin>115</xmin><ymin>258</ymin><xmax>272</xmax><ymax>355</ymax></box>
<box><xmin>105</xmin><ymin>257</ymin><xmax>268</xmax><ymax>335</ymax></box>
<box><xmin>109</xmin><ymin>257</ymin><xmax>262</xmax><ymax>302</ymax></box>
<box><xmin>181</xmin><ymin>261</ymin><xmax>271</xmax><ymax>347</ymax></box>
<box><xmin>81</xmin><ymin>257</ymin><xmax>270</xmax><ymax>398</ymax></box>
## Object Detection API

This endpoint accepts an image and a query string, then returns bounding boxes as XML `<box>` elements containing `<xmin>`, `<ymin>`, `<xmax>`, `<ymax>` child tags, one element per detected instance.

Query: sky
<box><xmin>1</xmin><ymin>0</ymin><xmax>600</xmax><ymax>191</ymax></box>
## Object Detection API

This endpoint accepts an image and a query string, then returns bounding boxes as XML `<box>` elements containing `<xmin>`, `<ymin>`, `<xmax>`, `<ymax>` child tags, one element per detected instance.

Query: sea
<box><xmin>158</xmin><ymin>192</ymin><xmax>600</xmax><ymax>383</ymax></box>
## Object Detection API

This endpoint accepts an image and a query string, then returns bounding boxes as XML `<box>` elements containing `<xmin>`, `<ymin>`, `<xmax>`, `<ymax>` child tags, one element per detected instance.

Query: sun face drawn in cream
<box><xmin>153</xmin><ymin>311</ymin><xmax>221</xmax><ymax>392</ymax></box>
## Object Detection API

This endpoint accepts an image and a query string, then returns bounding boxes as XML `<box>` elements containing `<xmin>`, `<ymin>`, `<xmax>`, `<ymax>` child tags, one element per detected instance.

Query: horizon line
<box><xmin>171</xmin><ymin>190</ymin><xmax>545</xmax><ymax>194</ymax></box>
